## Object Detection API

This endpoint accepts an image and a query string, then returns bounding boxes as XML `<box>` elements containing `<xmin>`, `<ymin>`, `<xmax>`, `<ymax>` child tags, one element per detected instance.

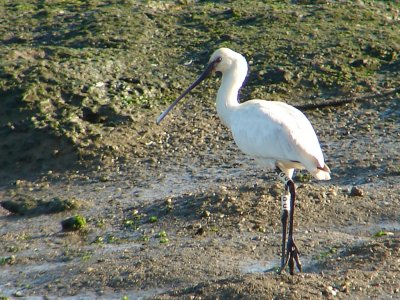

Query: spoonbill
<box><xmin>157</xmin><ymin>48</ymin><xmax>331</xmax><ymax>275</ymax></box>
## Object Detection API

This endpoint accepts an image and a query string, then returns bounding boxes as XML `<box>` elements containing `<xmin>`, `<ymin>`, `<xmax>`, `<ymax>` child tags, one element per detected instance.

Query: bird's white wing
<box><xmin>229</xmin><ymin>100</ymin><xmax>325</xmax><ymax>170</ymax></box>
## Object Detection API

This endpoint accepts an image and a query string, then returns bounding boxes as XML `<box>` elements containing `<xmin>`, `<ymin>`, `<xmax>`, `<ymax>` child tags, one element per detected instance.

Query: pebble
<box><xmin>202</xmin><ymin>210</ymin><xmax>211</xmax><ymax>218</ymax></box>
<box><xmin>350</xmin><ymin>186</ymin><xmax>364</xmax><ymax>197</ymax></box>
<box><xmin>327</xmin><ymin>187</ymin><xmax>337</xmax><ymax>197</ymax></box>
<box><xmin>13</xmin><ymin>291</ymin><xmax>24</xmax><ymax>297</ymax></box>
<box><xmin>326</xmin><ymin>285</ymin><xmax>338</xmax><ymax>296</ymax></box>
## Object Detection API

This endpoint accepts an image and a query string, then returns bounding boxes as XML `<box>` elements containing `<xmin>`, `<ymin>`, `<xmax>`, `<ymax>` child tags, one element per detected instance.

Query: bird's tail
<box><xmin>312</xmin><ymin>164</ymin><xmax>331</xmax><ymax>180</ymax></box>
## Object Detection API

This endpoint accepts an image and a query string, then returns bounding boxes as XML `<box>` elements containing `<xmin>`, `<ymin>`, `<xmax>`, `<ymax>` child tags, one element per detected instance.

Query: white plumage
<box><xmin>210</xmin><ymin>48</ymin><xmax>330</xmax><ymax>181</ymax></box>
<box><xmin>229</xmin><ymin>100</ymin><xmax>330</xmax><ymax>179</ymax></box>
<box><xmin>157</xmin><ymin>47</ymin><xmax>331</xmax><ymax>274</ymax></box>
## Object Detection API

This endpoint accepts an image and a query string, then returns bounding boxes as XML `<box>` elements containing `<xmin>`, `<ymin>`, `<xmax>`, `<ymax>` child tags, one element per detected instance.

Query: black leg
<box><xmin>286</xmin><ymin>180</ymin><xmax>302</xmax><ymax>274</ymax></box>
<box><xmin>280</xmin><ymin>185</ymin><xmax>289</xmax><ymax>273</ymax></box>
<box><xmin>276</xmin><ymin>168</ymin><xmax>302</xmax><ymax>275</ymax></box>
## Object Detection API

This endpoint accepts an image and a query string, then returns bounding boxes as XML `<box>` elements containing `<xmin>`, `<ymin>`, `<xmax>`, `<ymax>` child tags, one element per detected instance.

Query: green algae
<box><xmin>61</xmin><ymin>214</ymin><xmax>87</xmax><ymax>231</ymax></box>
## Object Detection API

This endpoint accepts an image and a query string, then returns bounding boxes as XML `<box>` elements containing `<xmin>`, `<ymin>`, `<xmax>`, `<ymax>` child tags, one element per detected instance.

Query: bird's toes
<box><xmin>294</xmin><ymin>252</ymin><xmax>302</xmax><ymax>272</ymax></box>
<box><xmin>287</xmin><ymin>238</ymin><xmax>302</xmax><ymax>274</ymax></box>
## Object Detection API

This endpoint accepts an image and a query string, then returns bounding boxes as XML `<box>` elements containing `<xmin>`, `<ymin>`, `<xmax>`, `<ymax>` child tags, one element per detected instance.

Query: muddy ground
<box><xmin>0</xmin><ymin>1</ymin><xmax>399</xmax><ymax>299</ymax></box>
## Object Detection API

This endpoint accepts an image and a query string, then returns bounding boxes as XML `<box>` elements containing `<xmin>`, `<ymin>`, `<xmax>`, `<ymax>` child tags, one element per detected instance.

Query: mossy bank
<box><xmin>0</xmin><ymin>0</ymin><xmax>398</xmax><ymax>181</ymax></box>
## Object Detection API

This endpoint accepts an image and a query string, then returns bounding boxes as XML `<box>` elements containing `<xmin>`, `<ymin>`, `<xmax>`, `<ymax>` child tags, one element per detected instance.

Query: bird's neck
<box><xmin>216</xmin><ymin>69</ymin><xmax>245</xmax><ymax>128</ymax></box>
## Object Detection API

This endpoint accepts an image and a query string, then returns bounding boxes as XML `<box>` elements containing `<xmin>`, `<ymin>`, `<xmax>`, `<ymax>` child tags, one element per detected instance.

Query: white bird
<box><xmin>157</xmin><ymin>48</ymin><xmax>331</xmax><ymax>275</ymax></box>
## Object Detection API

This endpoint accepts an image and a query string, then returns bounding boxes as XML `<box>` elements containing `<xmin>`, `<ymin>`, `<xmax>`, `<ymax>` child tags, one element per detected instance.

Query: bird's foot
<box><xmin>280</xmin><ymin>237</ymin><xmax>302</xmax><ymax>275</ymax></box>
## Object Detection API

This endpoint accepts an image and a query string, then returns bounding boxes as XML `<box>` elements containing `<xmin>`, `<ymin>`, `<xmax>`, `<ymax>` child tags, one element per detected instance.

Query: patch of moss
<box><xmin>0</xmin><ymin>0</ymin><xmax>398</xmax><ymax>175</ymax></box>
<box><xmin>61</xmin><ymin>215</ymin><xmax>87</xmax><ymax>231</ymax></box>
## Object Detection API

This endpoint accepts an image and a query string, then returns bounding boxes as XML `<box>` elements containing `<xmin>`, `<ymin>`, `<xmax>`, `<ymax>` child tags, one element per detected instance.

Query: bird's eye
<box><xmin>216</xmin><ymin>57</ymin><xmax>222</xmax><ymax>63</ymax></box>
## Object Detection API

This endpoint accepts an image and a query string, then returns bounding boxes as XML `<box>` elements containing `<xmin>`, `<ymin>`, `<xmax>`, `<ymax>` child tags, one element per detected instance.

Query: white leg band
<box><xmin>278</xmin><ymin>172</ymin><xmax>291</xmax><ymax>185</ymax></box>
<box><xmin>282</xmin><ymin>192</ymin><xmax>291</xmax><ymax>212</ymax></box>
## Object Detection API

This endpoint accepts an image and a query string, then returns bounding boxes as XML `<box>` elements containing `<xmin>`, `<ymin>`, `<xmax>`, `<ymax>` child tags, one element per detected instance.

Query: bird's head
<box><xmin>156</xmin><ymin>48</ymin><xmax>247</xmax><ymax>124</ymax></box>
<box><xmin>208</xmin><ymin>48</ymin><xmax>247</xmax><ymax>75</ymax></box>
